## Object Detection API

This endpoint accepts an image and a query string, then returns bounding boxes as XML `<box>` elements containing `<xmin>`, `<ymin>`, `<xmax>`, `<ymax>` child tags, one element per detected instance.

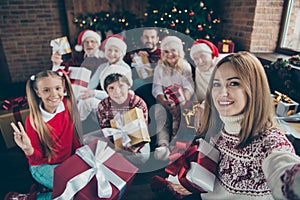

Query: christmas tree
<box><xmin>144</xmin><ymin>0</ymin><xmax>220</xmax><ymax>42</ymax></box>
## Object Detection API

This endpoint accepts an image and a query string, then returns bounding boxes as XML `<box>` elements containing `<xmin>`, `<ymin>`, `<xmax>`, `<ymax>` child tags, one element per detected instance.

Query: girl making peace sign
<box><xmin>6</xmin><ymin>70</ymin><xmax>82</xmax><ymax>200</ymax></box>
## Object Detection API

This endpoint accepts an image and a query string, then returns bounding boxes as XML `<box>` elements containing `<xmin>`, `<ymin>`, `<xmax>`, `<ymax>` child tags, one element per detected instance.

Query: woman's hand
<box><xmin>157</xmin><ymin>94</ymin><xmax>172</xmax><ymax>110</ymax></box>
<box><xmin>11</xmin><ymin>122</ymin><xmax>34</xmax><ymax>156</ymax></box>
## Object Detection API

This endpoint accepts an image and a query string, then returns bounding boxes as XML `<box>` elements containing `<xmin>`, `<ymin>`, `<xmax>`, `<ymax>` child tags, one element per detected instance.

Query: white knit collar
<box><xmin>40</xmin><ymin>101</ymin><xmax>65</xmax><ymax>122</ymax></box>
<box><xmin>219</xmin><ymin>114</ymin><xmax>244</xmax><ymax>134</ymax></box>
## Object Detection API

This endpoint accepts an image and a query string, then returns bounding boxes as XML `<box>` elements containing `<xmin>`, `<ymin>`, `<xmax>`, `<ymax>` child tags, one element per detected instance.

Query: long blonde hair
<box><xmin>26</xmin><ymin>70</ymin><xmax>82</xmax><ymax>159</ymax></box>
<box><xmin>198</xmin><ymin>51</ymin><xmax>276</xmax><ymax>148</ymax></box>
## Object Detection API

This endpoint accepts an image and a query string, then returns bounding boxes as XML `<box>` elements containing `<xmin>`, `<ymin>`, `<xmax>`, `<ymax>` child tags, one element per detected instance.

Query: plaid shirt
<box><xmin>98</xmin><ymin>93</ymin><xmax>148</xmax><ymax>128</ymax></box>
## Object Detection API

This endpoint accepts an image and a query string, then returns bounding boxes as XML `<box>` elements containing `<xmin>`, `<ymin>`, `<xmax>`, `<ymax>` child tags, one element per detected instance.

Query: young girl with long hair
<box><xmin>152</xmin><ymin>36</ymin><xmax>194</xmax><ymax>161</ymax></box>
<box><xmin>6</xmin><ymin>70</ymin><xmax>82</xmax><ymax>200</ymax></box>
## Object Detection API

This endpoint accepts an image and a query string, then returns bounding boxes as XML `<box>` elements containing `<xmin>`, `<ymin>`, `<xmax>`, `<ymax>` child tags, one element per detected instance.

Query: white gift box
<box><xmin>50</xmin><ymin>36</ymin><xmax>72</xmax><ymax>55</ymax></box>
<box><xmin>185</xmin><ymin>138</ymin><xmax>220</xmax><ymax>192</ymax></box>
<box><xmin>276</xmin><ymin>99</ymin><xmax>299</xmax><ymax>117</ymax></box>
<box><xmin>69</xmin><ymin>67</ymin><xmax>91</xmax><ymax>99</ymax></box>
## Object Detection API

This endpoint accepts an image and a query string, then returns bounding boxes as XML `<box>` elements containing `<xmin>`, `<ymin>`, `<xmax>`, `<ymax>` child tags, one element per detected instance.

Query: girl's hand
<box><xmin>11</xmin><ymin>122</ymin><xmax>34</xmax><ymax>156</ymax></box>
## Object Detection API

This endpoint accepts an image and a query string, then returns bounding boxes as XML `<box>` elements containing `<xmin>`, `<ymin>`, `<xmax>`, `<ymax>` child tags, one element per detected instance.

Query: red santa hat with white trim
<box><xmin>75</xmin><ymin>29</ymin><xmax>101</xmax><ymax>52</ymax></box>
<box><xmin>190</xmin><ymin>39</ymin><xmax>219</xmax><ymax>59</ymax></box>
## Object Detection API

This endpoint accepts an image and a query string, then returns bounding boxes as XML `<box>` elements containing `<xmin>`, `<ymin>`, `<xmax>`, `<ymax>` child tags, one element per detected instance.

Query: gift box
<box><xmin>185</xmin><ymin>139</ymin><xmax>220</xmax><ymax>193</ymax></box>
<box><xmin>50</xmin><ymin>36</ymin><xmax>72</xmax><ymax>55</ymax></box>
<box><xmin>165</xmin><ymin>139</ymin><xmax>220</xmax><ymax>193</ymax></box>
<box><xmin>135</xmin><ymin>64</ymin><xmax>153</xmax><ymax>80</ymax></box>
<box><xmin>52</xmin><ymin>139</ymin><xmax>138</xmax><ymax>200</ymax></box>
<box><xmin>165</xmin><ymin>84</ymin><xmax>185</xmax><ymax>106</ymax></box>
<box><xmin>0</xmin><ymin>97</ymin><xmax>29</xmax><ymax>148</ymax></box>
<box><xmin>217</xmin><ymin>39</ymin><xmax>234</xmax><ymax>53</ymax></box>
<box><xmin>68</xmin><ymin>67</ymin><xmax>91</xmax><ymax>100</ymax></box>
<box><xmin>132</xmin><ymin>54</ymin><xmax>153</xmax><ymax>79</ymax></box>
<box><xmin>102</xmin><ymin>108</ymin><xmax>150</xmax><ymax>149</ymax></box>
<box><xmin>273</xmin><ymin>91</ymin><xmax>299</xmax><ymax>117</ymax></box>
<box><xmin>182</xmin><ymin>102</ymin><xmax>201</xmax><ymax>129</ymax></box>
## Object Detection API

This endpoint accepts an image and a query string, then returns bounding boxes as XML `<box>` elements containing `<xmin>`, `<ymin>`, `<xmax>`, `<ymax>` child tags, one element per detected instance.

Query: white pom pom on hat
<box><xmin>99</xmin><ymin>64</ymin><xmax>133</xmax><ymax>90</ymax></box>
<box><xmin>75</xmin><ymin>29</ymin><xmax>101</xmax><ymax>52</ymax></box>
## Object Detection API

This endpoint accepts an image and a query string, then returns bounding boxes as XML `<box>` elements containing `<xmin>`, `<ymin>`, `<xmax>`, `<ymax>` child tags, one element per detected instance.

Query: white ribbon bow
<box><xmin>102</xmin><ymin>112</ymin><xmax>148</xmax><ymax>147</ymax></box>
<box><xmin>53</xmin><ymin>140</ymin><xmax>126</xmax><ymax>200</ymax></box>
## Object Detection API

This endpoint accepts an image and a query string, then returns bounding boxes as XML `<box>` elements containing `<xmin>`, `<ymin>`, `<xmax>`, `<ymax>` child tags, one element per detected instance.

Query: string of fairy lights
<box><xmin>72</xmin><ymin>0</ymin><xmax>221</xmax><ymax>41</ymax></box>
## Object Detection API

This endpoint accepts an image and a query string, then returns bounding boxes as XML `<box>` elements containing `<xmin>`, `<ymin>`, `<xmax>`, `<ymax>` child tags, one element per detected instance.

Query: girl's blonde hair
<box><xmin>198</xmin><ymin>51</ymin><xmax>276</xmax><ymax>148</ymax></box>
<box><xmin>26</xmin><ymin>70</ymin><xmax>82</xmax><ymax>160</ymax></box>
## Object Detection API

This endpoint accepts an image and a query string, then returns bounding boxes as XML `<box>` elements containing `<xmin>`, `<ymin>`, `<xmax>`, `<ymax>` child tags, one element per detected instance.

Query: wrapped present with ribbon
<box><xmin>68</xmin><ymin>67</ymin><xmax>91</xmax><ymax>100</ymax></box>
<box><xmin>165</xmin><ymin>84</ymin><xmax>186</xmax><ymax>107</ymax></box>
<box><xmin>182</xmin><ymin>102</ymin><xmax>201</xmax><ymax>129</ymax></box>
<box><xmin>50</xmin><ymin>36</ymin><xmax>72</xmax><ymax>55</ymax></box>
<box><xmin>273</xmin><ymin>91</ymin><xmax>299</xmax><ymax>117</ymax></box>
<box><xmin>217</xmin><ymin>39</ymin><xmax>235</xmax><ymax>53</ymax></box>
<box><xmin>52</xmin><ymin>139</ymin><xmax>138</xmax><ymax>200</ymax></box>
<box><xmin>102</xmin><ymin>107</ymin><xmax>151</xmax><ymax>149</ymax></box>
<box><xmin>132</xmin><ymin>54</ymin><xmax>153</xmax><ymax>80</ymax></box>
<box><xmin>165</xmin><ymin>139</ymin><xmax>220</xmax><ymax>193</ymax></box>
<box><xmin>0</xmin><ymin>96</ymin><xmax>29</xmax><ymax>148</ymax></box>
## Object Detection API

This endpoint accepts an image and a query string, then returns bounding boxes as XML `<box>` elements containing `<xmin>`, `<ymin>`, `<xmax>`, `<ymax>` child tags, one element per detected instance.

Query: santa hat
<box><xmin>104</xmin><ymin>34</ymin><xmax>127</xmax><ymax>57</ymax></box>
<box><xmin>75</xmin><ymin>29</ymin><xmax>101</xmax><ymax>52</ymax></box>
<box><xmin>190</xmin><ymin>39</ymin><xmax>219</xmax><ymax>59</ymax></box>
<box><xmin>99</xmin><ymin>64</ymin><xmax>132</xmax><ymax>90</ymax></box>
<box><xmin>161</xmin><ymin>36</ymin><xmax>185</xmax><ymax>58</ymax></box>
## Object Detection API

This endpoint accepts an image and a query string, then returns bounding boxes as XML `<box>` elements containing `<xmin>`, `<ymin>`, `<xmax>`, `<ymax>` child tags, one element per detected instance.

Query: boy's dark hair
<box><xmin>103</xmin><ymin>73</ymin><xmax>130</xmax><ymax>92</ymax></box>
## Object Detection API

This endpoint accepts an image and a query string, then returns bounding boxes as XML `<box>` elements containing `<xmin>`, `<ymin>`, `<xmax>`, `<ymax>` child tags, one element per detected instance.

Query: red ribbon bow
<box><xmin>165</xmin><ymin>84</ymin><xmax>185</xmax><ymax>105</ymax></box>
<box><xmin>56</xmin><ymin>68</ymin><xmax>70</xmax><ymax>77</ymax></box>
<box><xmin>1</xmin><ymin>96</ymin><xmax>28</xmax><ymax>123</ymax></box>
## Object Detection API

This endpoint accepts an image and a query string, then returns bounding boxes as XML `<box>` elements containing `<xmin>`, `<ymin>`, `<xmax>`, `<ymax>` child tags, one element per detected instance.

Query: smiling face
<box><xmin>162</xmin><ymin>42</ymin><xmax>180</xmax><ymax>67</ymax></box>
<box><xmin>192</xmin><ymin>51</ymin><xmax>214</xmax><ymax>72</ymax></box>
<box><xmin>105</xmin><ymin>45</ymin><xmax>122</xmax><ymax>64</ymax></box>
<box><xmin>212</xmin><ymin>62</ymin><xmax>247</xmax><ymax>117</ymax></box>
<box><xmin>141</xmin><ymin>29</ymin><xmax>159</xmax><ymax>51</ymax></box>
<box><xmin>35</xmin><ymin>76</ymin><xmax>64</xmax><ymax>113</ymax></box>
<box><xmin>83</xmin><ymin>36</ymin><xmax>100</xmax><ymax>57</ymax></box>
<box><xmin>106</xmin><ymin>79</ymin><xmax>130</xmax><ymax>104</ymax></box>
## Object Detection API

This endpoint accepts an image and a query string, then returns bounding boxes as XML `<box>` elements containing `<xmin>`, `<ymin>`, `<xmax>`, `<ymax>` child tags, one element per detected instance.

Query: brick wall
<box><xmin>0</xmin><ymin>0</ymin><xmax>287</xmax><ymax>83</ymax></box>
<box><xmin>0</xmin><ymin>0</ymin><xmax>68</xmax><ymax>83</ymax></box>
<box><xmin>216</xmin><ymin>0</ymin><xmax>284</xmax><ymax>52</ymax></box>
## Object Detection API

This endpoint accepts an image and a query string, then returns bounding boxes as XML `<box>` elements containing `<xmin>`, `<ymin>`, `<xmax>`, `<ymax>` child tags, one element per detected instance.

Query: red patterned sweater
<box><xmin>201</xmin><ymin>115</ymin><xmax>300</xmax><ymax>200</ymax></box>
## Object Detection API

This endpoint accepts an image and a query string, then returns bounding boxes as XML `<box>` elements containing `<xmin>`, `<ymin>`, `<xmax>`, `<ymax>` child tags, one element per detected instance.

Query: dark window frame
<box><xmin>276</xmin><ymin>0</ymin><xmax>300</xmax><ymax>56</ymax></box>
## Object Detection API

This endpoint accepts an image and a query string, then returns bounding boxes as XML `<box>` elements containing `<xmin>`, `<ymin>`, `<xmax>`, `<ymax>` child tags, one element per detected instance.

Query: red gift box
<box><xmin>52</xmin><ymin>139</ymin><xmax>138</xmax><ymax>200</ymax></box>
<box><xmin>218</xmin><ymin>39</ymin><xmax>234</xmax><ymax>53</ymax></box>
<box><xmin>0</xmin><ymin>96</ymin><xmax>29</xmax><ymax>148</ymax></box>
<box><xmin>165</xmin><ymin>139</ymin><xmax>220</xmax><ymax>193</ymax></box>
<box><xmin>165</xmin><ymin>84</ymin><xmax>185</xmax><ymax>106</ymax></box>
